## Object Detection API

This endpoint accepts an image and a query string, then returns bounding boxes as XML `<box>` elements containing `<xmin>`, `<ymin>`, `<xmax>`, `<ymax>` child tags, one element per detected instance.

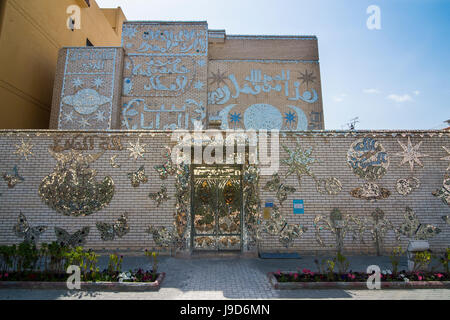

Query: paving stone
<box><xmin>0</xmin><ymin>256</ymin><xmax>449</xmax><ymax>300</ymax></box>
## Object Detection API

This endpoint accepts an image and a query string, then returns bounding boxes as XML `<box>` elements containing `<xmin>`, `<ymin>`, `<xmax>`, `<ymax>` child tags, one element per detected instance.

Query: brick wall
<box><xmin>0</xmin><ymin>130</ymin><xmax>448</xmax><ymax>255</ymax></box>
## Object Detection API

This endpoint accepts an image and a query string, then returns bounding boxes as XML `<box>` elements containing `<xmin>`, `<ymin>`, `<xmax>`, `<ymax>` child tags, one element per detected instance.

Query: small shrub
<box><xmin>145</xmin><ymin>250</ymin><xmax>159</xmax><ymax>276</ymax></box>
<box><xmin>334</xmin><ymin>252</ymin><xmax>349</xmax><ymax>274</ymax></box>
<box><xmin>0</xmin><ymin>245</ymin><xmax>16</xmax><ymax>273</ymax></box>
<box><xmin>439</xmin><ymin>248</ymin><xmax>450</xmax><ymax>273</ymax></box>
<box><xmin>389</xmin><ymin>246</ymin><xmax>405</xmax><ymax>274</ymax></box>
<box><xmin>16</xmin><ymin>242</ymin><xmax>40</xmax><ymax>272</ymax></box>
<box><xmin>326</xmin><ymin>259</ymin><xmax>335</xmax><ymax>281</ymax></box>
<box><xmin>107</xmin><ymin>253</ymin><xmax>123</xmax><ymax>275</ymax></box>
<box><xmin>413</xmin><ymin>251</ymin><xmax>432</xmax><ymax>272</ymax></box>
<box><xmin>65</xmin><ymin>247</ymin><xmax>99</xmax><ymax>281</ymax></box>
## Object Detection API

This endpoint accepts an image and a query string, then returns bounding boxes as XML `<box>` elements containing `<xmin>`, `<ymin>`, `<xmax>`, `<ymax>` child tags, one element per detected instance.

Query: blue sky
<box><xmin>97</xmin><ymin>0</ymin><xmax>450</xmax><ymax>130</ymax></box>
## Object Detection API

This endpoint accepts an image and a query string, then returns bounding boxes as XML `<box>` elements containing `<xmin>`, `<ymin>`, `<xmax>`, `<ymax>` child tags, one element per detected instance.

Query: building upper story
<box><xmin>0</xmin><ymin>0</ymin><xmax>126</xmax><ymax>129</ymax></box>
<box><xmin>49</xmin><ymin>20</ymin><xmax>325</xmax><ymax>132</ymax></box>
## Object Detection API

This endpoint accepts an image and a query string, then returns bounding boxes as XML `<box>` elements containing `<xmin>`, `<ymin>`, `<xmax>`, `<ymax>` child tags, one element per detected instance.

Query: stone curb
<box><xmin>0</xmin><ymin>272</ymin><xmax>165</xmax><ymax>292</ymax></box>
<box><xmin>267</xmin><ymin>272</ymin><xmax>450</xmax><ymax>290</ymax></box>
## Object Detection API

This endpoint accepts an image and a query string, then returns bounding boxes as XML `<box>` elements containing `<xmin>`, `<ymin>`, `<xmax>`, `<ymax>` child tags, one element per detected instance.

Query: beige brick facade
<box><xmin>3</xmin><ymin>22</ymin><xmax>448</xmax><ymax>256</ymax></box>
<box><xmin>0</xmin><ymin>130</ymin><xmax>448</xmax><ymax>255</ymax></box>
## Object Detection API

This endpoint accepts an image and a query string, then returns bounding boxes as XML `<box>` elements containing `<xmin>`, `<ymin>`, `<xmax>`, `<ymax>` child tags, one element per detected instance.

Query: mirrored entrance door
<box><xmin>192</xmin><ymin>165</ymin><xmax>242</xmax><ymax>251</ymax></box>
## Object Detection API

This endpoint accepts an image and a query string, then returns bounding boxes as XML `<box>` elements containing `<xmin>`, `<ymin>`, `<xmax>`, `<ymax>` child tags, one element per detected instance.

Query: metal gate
<box><xmin>191</xmin><ymin>165</ymin><xmax>242</xmax><ymax>251</ymax></box>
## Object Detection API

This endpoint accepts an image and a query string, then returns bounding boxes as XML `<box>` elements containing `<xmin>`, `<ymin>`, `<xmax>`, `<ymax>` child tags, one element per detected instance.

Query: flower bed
<box><xmin>0</xmin><ymin>242</ymin><xmax>165</xmax><ymax>291</ymax></box>
<box><xmin>268</xmin><ymin>269</ymin><xmax>450</xmax><ymax>290</ymax></box>
<box><xmin>0</xmin><ymin>270</ymin><xmax>166</xmax><ymax>291</ymax></box>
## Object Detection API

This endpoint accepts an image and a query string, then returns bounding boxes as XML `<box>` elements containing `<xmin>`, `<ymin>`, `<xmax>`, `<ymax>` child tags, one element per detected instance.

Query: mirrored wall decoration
<box><xmin>261</xmin><ymin>204</ymin><xmax>307</xmax><ymax>248</ymax></box>
<box><xmin>395</xmin><ymin>177</ymin><xmax>420</xmax><ymax>196</ymax></box>
<box><xmin>394</xmin><ymin>137</ymin><xmax>429</xmax><ymax>172</ymax></box>
<box><xmin>127</xmin><ymin>166</ymin><xmax>148</xmax><ymax>187</ymax></box>
<box><xmin>62</xmin><ymin>89</ymin><xmax>111</xmax><ymax>116</ymax></box>
<box><xmin>316</xmin><ymin>177</ymin><xmax>343</xmax><ymax>195</ymax></box>
<box><xmin>442</xmin><ymin>215</ymin><xmax>450</xmax><ymax>225</ymax></box>
<box><xmin>282</xmin><ymin>141</ymin><xmax>318</xmax><ymax>186</ymax></box>
<box><xmin>127</xmin><ymin>138</ymin><xmax>146</xmax><ymax>161</ymax></box>
<box><xmin>350</xmin><ymin>182</ymin><xmax>390</xmax><ymax>201</ymax></box>
<box><xmin>297</xmin><ymin>69</ymin><xmax>316</xmax><ymax>87</ymax></box>
<box><xmin>149</xmin><ymin>186</ymin><xmax>169</xmax><ymax>207</ymax></box>
<box><xmin>397</xmin><ymin>207</ymin><xmax>441</xmax><ymax>240</ymax></box>
<box><xmin>13</xmin><ymin>212</ymin><xmax>47</xmax><ymax>244</ymax></box>
<box><xmin>243</xmin><ymin>165</ymin><xmax>261</xmax><ymax>249</ymax></box>
<box><xmin>54</xmin><ymin>226</ymin><xmax>90</xmax><ymax>247</ymax></box>
<box><xmin>39</xmin><ymin>149</ymin><xmax>115</xmax><ymax>216</ymax></box>
<box><xmin>173</xmin><ymin>163</ymin><xmax>191</xmax><ymax>249</ymax></box>
<box><xmin>263</xmin><ymin>173</ymin><xmax>296</xmax><ymax>206</ymax></box>
<box><xmin>14</xmin><ymin>139</ymin><xmax>34</xmax><ymax>160</ymax></box>
<box><xmin>194</xmin><ymin>236</ymin><xmax>216</xmax><ymax>249</ymax></box>
<box><xmin>96</xmin><ymin>213</ymin><xmax>130</xmax><ymax>241</ymax></box>
<box><xmin>347</xmin><ymin>137</ymin><xmax>389</xmax><ymax>181</ymax></box>
<box><xmin>432</xmin><ymin>173</ymin><xmax>450</xmax><ymax>206</ymax></box>
<box><xmin>154</xmin><ymin>147</ymin><xmax>177</xmax><ymax>179</ymax></box>
<box><xmin>313</xmin><ymin>208</ymin><xmax>364</xmax><ymax>253</ymax></box>
<box><xmin>218</xmin><ymin>236</ymin><xmax>240</xmax><ymax>250</ymax></box>
<box><xmin>367</xmin><ymin>208</ymin><xmax>396</xmax><ymax>256</ymax></box>
<box><xmin>147</xmin><ymin>225</ymin><xmax>175</xmax><ymax>248</ymax></box>
<box><xmin>110</xmin><ymin>155</ymin><xmax>121</xmax><ymax>168</ymax></box>
<box><xmin>440</xmin><ymin>146</ymin><xmax>450</xmax><ymax>171</ymax></box>
<box><xmin>282</xmin><ymin>140</ymin><xmax>342</xmax><ymax>195</ymax></box>
<box><xmin>3</xmin><ymin>165</ymin><xmax>24</xmax><ymax>188</ymax></box>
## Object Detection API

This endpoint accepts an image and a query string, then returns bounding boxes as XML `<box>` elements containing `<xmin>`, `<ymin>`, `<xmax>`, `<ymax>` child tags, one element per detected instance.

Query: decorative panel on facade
<box><xmin>49</xmin><ymin>47</ymin><xmax>124</xmax><ymax>130</ymax></box>
<box><xmin>120</xmin><ymin>22</ymin><xmax>208</xmax><ymax>130</ymax></box>
<box><xmin>208</xmin><ymin>60</ymin><xmax>324</xmax><ymax>130</ymax></box>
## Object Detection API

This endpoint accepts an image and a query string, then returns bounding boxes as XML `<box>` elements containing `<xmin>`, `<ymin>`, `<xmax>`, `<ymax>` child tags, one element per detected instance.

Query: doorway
<box><xmin>191</xmin><ymin>165</ymin><xmax>243</xmax><ymax>251</ymax></box>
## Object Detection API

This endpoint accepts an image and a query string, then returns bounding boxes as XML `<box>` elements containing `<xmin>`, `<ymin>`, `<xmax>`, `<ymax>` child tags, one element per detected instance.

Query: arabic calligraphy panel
<box><xmin>120</xmin><ymin>22</ymin><xmax>208</xmax><ymax>130</ymax></box>
<box><xmin>121</xmin><ymin>22</ymin><xmax>208</xmax><ymax>56</ymax></box>
<box><xmin>122</xmin><ymin>56</ymin><xmax>196</xmax><ymax>97</ymax></box>
<box><xmin>207</xmin><ymin>60</ymin><xmax>323</xmax><ymax>131</ymax></box>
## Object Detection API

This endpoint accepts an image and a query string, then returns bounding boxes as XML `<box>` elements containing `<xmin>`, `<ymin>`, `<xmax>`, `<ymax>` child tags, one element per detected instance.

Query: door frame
<box><xmin>190</xmin><ymin>164</ymin><xmax>244</xmax><ymax>252</ymax></box>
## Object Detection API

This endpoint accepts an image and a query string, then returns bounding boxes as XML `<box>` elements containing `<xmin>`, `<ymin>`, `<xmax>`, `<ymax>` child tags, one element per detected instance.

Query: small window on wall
<box><xmin>86</xmin><ymin>38</ymin><xmax>94</xmax><ymax>47</ymax></box>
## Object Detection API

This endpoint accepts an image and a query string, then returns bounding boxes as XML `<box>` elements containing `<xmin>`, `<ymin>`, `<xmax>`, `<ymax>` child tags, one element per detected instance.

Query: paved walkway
<box><xmin>0</xmin><ymin>255</ymin><xmax>449</xmax><ymax>300</ymax></box>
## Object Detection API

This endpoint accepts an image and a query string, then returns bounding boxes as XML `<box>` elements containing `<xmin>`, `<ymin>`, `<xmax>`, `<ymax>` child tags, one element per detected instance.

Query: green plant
<box><xmin>107</xmin><ymin>253</ymin><xmax>123</xmax><ymax>274</ymax></box>
<box><xmin>438</xmin><ymin>248</ymin><xmax>449</xmax><ymax>273</ymax></box>
<box><xmin>40</xmin><ymin>242</ymin><xmax>69</xmax><ymax>273</ymax></box>
<box><xmin>389</xmin><ymin>246</ymin><xmax>405</xmax><ymax>274</ymax></box>
<box><xmin>0</xmin><ymin>245</ymin><xmax>17</xmax><ymax>273</ymax></box>
<box><xmin>314</xmin><ymin>258</ymin><xmax>326</xmax><ymax>274</ymax></box>
<box><xmin>145</xmin><ymin>250</ymin><xmax>159</xmax><ymax>276</ymax></box>
<box><xmin>334</xmin><ymin>252</ymin><xmax>349</xmax><ymax>274</ymax></box>
<box><xmin>16</xmin><ymin>242</ymin><xmax>40</xmax><ymax>272</ymax></box>
<box><xmin>326</xmin><ymin>259</ymin><xmax>335</xmax><ymax>281</ymax></box>
<box><xmin>65</xmin><ymin>247</ymin><xmax>99</xmax><ymax>281</ymax></box>
<box><xmin>413</xmin><ymin>251</ymin><xmax>432</xmax><ymax>272</ymax></box>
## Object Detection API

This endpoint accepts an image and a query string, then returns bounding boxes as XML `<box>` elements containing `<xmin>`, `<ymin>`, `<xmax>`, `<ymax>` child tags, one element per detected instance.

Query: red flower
<box><xmin>436</xmin><ymin>273</ymin><xmax>444</xmax><ymax>279</ymax></box>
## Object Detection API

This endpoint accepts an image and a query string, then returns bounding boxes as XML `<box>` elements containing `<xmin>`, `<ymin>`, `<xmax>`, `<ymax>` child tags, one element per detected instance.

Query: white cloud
<box><xmin>413</xmin><ymin>90</ymin><xmax>420</xmax><ymax>96</ymax></box>
<box><xmin>363</xmin><ymin>88</ymin><xmax>381</xmax><ymax>94</ymax></box>
<box><xmin>387</xmin><ymin>94</ymin><xmax>414</xmax><ymax>103</ymax></box>
<box><xmin>333</xmin><ymin>93</ymin><xmax>347</xmax><ymax>102</ymax></box>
